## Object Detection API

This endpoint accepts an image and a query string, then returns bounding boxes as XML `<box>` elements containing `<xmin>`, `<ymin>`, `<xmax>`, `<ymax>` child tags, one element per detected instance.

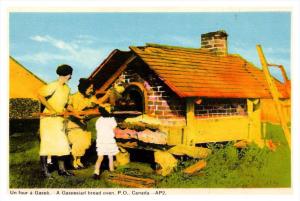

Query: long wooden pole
<box><xmin>32</xmin><ymin>110</ymin><xmax>142</xmax><ymax>117</ymax></box>
<box><xmin>256</xmin><ymin>45</ymin><xmax>291</xmax><ymax>148</ymax></box>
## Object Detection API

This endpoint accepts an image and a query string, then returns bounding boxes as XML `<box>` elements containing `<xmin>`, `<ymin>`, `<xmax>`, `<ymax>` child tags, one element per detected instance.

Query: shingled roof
<box><xmin>89</xmin><ymin>44</ymin><xmax>289</xmax><ymax>99</ymax></box>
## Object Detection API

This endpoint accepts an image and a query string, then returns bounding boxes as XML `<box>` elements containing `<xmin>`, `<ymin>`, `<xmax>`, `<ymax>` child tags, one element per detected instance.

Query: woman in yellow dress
<box><xmin>67</xmin><ymin>78</ymin><xmax>126</xmax><ymax>169</ymax></box>
<box><xmin>37</xmin><ymin>64</ymin><xmax>74</xmax><ymax>178</ymax></box>
<box><xmin>67</xmin><ymin>78</ymin><xmax>98</xmax><ymax>169</ymax></box>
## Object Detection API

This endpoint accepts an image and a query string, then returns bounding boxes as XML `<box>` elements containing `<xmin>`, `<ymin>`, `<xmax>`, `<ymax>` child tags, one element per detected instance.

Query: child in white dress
<box><xmin>93</xmin><ymin>106</ymin><xmax>119</xmax><ymax>179</ymax></box>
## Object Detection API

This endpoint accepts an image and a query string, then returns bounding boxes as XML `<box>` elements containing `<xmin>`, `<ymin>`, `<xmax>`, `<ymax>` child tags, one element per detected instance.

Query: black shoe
<box><xmin>40</xmin><ymin>156</ymin><xmax>53</xmax><ymax>179</ymax></box>
<box><xmin>93</xmin><ymin>174</ymin><xmax>100</xmax><ymax>180</ymax></box>
<box><xmin>41</xmin><ymin>171</ymin><xmax>53</xmax><ymax>179</ymax></box>
<box><xmin>47</xmin><ymin>163</ymin><xmax>55</xmax><ymax>173</ymax></box>
<box><xmin>78</xmin><ymin>165</ymin><xmax>87</xmax><ymax>170</ymax></box>
<box><xmin>58</xmin><ymin>170</ymin><xmax>74</xmax><ymax>177</ymax></box>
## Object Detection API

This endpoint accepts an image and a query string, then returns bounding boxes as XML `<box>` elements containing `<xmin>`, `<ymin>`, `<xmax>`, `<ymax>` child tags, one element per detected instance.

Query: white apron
<box><xmin>39</xmin><ymin>81</ymin><xmax>71</xmax><ymax>156</ymax></box>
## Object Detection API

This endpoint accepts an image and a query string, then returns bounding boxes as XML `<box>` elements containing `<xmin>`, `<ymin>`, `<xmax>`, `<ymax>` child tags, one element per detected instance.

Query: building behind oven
<box><xmin>89</xmin><ymin>30</ymin><xmax>290</xmax><ymax>147</ymax></box>
<box><xmin>9</xmin><ymin>56</ymin><xmax>46</xmax><ymax>134</ymax></box>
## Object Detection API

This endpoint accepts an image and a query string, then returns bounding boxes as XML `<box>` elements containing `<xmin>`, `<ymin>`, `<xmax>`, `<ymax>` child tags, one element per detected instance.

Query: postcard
<box><xmin>1</xmin><ymin>0</ymin><xmax>299</xmax><ymax>200</ymax></box>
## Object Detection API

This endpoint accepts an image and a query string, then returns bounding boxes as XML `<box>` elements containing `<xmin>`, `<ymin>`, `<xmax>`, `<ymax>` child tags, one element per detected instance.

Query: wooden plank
<box><xmin>33</xmin><ymin>110</ymin><xmax>142</xmax><ymax>118</ymax></box>
<box><xmin>107</xmin><ymin>173</ymin><xmax>155</xmax><ymax>188</ymax></box>
<box><xmin>143</xmin><ymin>58</ymin><xmax>246</xmax><ymax>70</ymax></box>
<box><xmin>110</xmin><ymin>173</ymin><xmax>155</xmax><ymax>184</ymax></box>
<box><xmin>137</xmin><ymin>52</ymin><xmax>245</xmax><ymax>63</ymax></box>
<box><xmin>186</xmin><ymin>98</ymin><xmax>195</xmax><ymax>145</ymax></box>
<box><xmin>153</xmin><ymin>69</ymin><xmax>264</xmax><ymax>80</ymax></box>
<box><xmin>167</xmin><ymin>85</ymin><xmax>267</xmax><ymax>92</ymax></box>
<box><xmin>233</xmin><ymin>140</ymin><xmax>248</xmax><ymax>148</ymax></box>
<box><xmin>113</xmin><ymin>111</ymin><xmax>142</xmax><ymax>115</ymax></box>
<box><xmin>183</xmin><ymin>160</ymin><xmax>207</xmax><ymax>174</ymax></box>
<box><xmin>166</xmin><ymin>82</ymin><xmax>269</xmax><ymax>97</ymax></box>
<box><xmin>95</xmin><ymin>55</ymin><xmax>136</xmax><ymax>93</ymax></box>
<box><xmin>89</xmin><ymin>49</ymin><xmax>118</xmax><ymax>79</ymax></box>
<box><xmin>117</xmin><ymin>142</ymin><xmax>138</xmax><ymax>148</ymax></box>
<box><xmin>152</xmin><ymin>70</ymin><xmax>269</xmax><ymax>90</ymax></box>
<box><xmin>142</xmin><ymin>53</ymin><xmax>244</xmax><ymax>63</ymax></box>
<box><xmin>175</xmin><ymin>87</ymin><xmax>268</xmax><ymax>94</ymax></box>
<box><xmin>179</xmin><ymin>90</ymin><xmax>270</xmax><ymax>98</ymax></box>
<box><xmin>177</xmin><ymin>81</ymin><xmax>261</xmax><ymax>89</ymax></box>
<box><xmin>131</xmin><ymin>45</ymin><xmax>208</xmax><ymax>55</ymax></box>
<box><xmin>147</xmin><ymin>63</ymin><xmax>250</xmax><ymax>72</ymax></box>
<box><xmin>159</xmin><ymin>76</ymin><xmax>267</xmax><ymax>88</ymax></box>
<box><xmin>141</xmin><ymin>54</ymin><xmax>242</xmax><ymax>63</ymax></box>
<box><xmin>257</xmin><ymin>45</ymin><xmax>291</xmax><ymax>148</ymax></box>
<box><xmin>160</xmin><ymin>77</ymin><xmax>267</xmax><ymax>88</ymax></box>
<box><xmin>108</xmin><ymin>179</ymin><xmax>152</xmax><ymax>188</ymax></box>
<box><xmin>155</xmin><ymin>72</ymin><xmax>264</xmax><ymax>83</ymax></box>
<box><xmin>149</xmin><ymin>66</ymin><xmax>264</xmax><ymax>77</ymax></box>
<box><xmin>134</xmin><ymin>48</ymin><xmax>242</xmax><ymax>62</ymax></box>
<box><xmin>146</xmin><ymin>63</ymin><xmax>252</xmax><ymax>74</ymax></box>
<box><xmin>157</xmin><ymin>77</ymin><xmax>267</xmax><ymax>90</ymax></box>
<box><xmin>178</xmin><ymin>91</ymin><xmax>268</xmax><ymax>98</ymax></box>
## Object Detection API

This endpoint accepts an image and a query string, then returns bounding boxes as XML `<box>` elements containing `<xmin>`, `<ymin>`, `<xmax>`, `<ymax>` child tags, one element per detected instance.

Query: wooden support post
<box><xmin>186</xmin><ymin>98</ymin><xmax>196</xmax><ymax>146</ymax></box>
<box><xmin>247</xmin><ymin>98</ymin><xmax>263</xmax><ymax>147</ymax></box>
<box><xmin>267</xmin><ymin>64</ymin><xmax>291</xmax><ymax>96</ymax></box>
<box><xmin>256</xmin><ymin>45</ymin><xmax>291</xmax><ymax>148</ymax></box>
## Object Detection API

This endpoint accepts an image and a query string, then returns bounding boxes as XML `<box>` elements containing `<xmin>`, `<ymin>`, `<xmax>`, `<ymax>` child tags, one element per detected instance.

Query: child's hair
<box><xmin>78</xmin><ymin>78</ymin><xmax>92</xmax><ymax>97</ymax></box>
<box><xmin>98</xmin><ymin>106</ymin><xmax>111</xmax><ymax>117</ymax></box>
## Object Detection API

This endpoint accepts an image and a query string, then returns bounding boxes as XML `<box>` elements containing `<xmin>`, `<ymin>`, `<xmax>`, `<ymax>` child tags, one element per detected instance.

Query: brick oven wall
<box><xmin>116</xmin><ymin>64</ymin><xmax>186</xmax><ymax>125</ymax></box>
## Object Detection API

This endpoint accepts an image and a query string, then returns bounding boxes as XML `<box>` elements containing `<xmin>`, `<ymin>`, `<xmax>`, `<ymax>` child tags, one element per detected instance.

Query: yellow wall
<box><xmin>187</xmin><ymin>116</ymin><xmax>250</xmax><ymax>144</ymax></box>
<box><xmin>10</xmin><ymin>57</ymin><xmax>45</xmax><ymax>99</ymax></box>
<box><xmin>161</xmin><ymin>125</ymin><xmax>185</xmax><ymax>145</ymax></box>
<box><xmin>166</xmin><ymin>98</ymin><xmax>264</xmax><ymax>146</ymax></box>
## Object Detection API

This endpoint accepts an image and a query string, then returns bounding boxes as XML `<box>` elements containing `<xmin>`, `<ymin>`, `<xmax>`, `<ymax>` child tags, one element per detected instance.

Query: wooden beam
<box><xmin>183</xmin><ymin>160</ymin><xmax>207</xmax><ymax>174</ymax></box>
<box><xmin>256</xmin><ymin>45</ymin><xmax>291</xmax><ymax>148</ymax></box>
<box><xmin>95</xmin><ymin>55</ymin><xmax>136</xmax><ymax>94</ymax></box>
<box><xmin>186</xmin><ymin>98</ymin><xmax>195</xmax><ymax>126</ymax></box>
<box><xmin>268</xmin><ymin>63</ymin><xmax>290</xmax><ymax>95</ymax></box>
<box><xmin>107</xmin><ymin>173</ymin><xmax>155</xmax><ymax>188</ymax></box>
<box><xmin>89</xmin><ymin>49</ymin><xmax>118</xmax><ymax>79</ymax></box>
<box><xmin>185</xmin><ymin>98</ymin><xmax>196</xmax><ymax>145</ymax></box>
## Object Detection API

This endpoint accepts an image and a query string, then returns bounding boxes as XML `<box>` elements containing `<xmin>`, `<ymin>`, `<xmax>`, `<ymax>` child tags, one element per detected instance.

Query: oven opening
<box><xmin>116</xmin><ymin>85</ymin><xmax>144</xmax><ymax>113</ymax></box>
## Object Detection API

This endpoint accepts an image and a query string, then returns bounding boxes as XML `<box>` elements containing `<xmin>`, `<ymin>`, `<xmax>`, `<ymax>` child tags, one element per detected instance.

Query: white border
<box><xmin>1</xmin><ymin>0</ymin><xmax>299</xmax><ymax>201</ymax></box>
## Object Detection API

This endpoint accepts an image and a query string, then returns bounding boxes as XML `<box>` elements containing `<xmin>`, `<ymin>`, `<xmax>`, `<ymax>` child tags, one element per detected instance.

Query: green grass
<box><xmin>9</xmin><ymin>123</ymin><xmax>290</xmax><ymax>188</ymax></box>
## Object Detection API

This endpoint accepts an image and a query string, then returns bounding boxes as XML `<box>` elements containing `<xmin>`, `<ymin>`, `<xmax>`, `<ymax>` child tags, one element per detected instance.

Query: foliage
<box><xmin>86</xmin><ymin>117</ymin><xmax>98</xmax><ymax>141</ymax></box>
<box><xmin>9</xmin><ymin>98</ymin><xmax>40</xmax><ymax>119</ymax></box>
<box><xmin>9</xmin><ymin>123</ymin><xmax>290</xmax><ymax>188</ymax></box>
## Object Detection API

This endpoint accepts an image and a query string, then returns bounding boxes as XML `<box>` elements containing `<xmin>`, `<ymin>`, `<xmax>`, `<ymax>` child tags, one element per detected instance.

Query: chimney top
<box><xmin>201</xmin><ymin>30</ymin><xmax>228</xmax><ymax>38</ymax></box>
<box><xmin>201</xmin><ymin>30</ymin><xmax>228</xmax><ymax>56</ymax></box>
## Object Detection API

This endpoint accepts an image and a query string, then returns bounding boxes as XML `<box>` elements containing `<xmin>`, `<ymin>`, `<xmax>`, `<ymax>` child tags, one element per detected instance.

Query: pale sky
<box><xmin>10</xmin><ymin>12</ymin><xmax>291</xmax><ymax>93</ymax></box>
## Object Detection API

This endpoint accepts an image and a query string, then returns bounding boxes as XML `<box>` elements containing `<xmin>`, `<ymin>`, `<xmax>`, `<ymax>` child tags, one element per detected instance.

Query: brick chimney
<box><xmin>201</xmin><ymin>30</ymin><xmax>228</xmax><ymax>56</ymax></box>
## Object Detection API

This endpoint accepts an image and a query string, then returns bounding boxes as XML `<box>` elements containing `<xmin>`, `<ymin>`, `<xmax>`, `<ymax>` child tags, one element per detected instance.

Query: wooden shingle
<box><xmin>89</xmin><ymin>44</ymin><xmax>289</xmax><ymax>99</ymax></box>
<box><xmin>130</xmin><ymin>44</ymin><xmax>289</xmax><ymax>98</ymax></box>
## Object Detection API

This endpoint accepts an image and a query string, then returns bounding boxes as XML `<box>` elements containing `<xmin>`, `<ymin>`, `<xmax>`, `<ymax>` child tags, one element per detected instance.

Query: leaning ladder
<box><xmin>256</xmin><ymin>45</ymin><xmax>291</xmax><ymax>149</ymax></box>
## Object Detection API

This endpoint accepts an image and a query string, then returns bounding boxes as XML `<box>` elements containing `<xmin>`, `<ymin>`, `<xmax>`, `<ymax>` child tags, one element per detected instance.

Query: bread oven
<box><xmin>89</xmin><ymin>31</ymin><xmax>290</xmax><ymax>149</ymax></box>
<box><xmin>114</xmin><ymin>82</ymin><xmax>147</xmax><ymax>115</ymax></box>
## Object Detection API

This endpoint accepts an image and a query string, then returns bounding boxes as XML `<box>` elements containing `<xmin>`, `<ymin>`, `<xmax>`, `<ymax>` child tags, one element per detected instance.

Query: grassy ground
<box><xmin>9</xmin><ymin>123</ymin><xmax>290</xmax><ymax>188</ymax></box>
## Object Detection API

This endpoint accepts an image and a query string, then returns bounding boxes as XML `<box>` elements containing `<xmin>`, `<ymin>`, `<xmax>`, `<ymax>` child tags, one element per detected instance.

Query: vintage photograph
<box><xmin>9</xmin><ymin>11</ymin><xmax>291</xmax><ymax>189</ymax></box>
